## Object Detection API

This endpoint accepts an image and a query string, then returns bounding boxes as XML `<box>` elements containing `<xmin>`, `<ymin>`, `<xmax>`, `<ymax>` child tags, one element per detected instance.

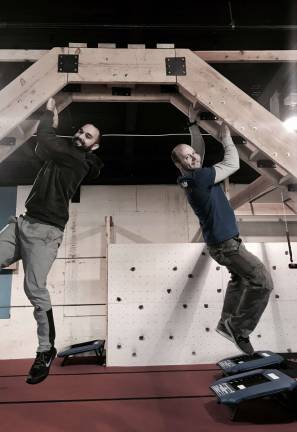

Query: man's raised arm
<box><xmin>36</xmin><ymin>98</ymin><xmax>67</xmax><ymax>160</ymax></box>
<box><xmin>188</xmin><ymin>105</ymin><xmax>205</xmax><ymax>164</ymax></box>
<box><xmin>213</xmin><ymin>124</ymin><xmax>240</xmax><ymax>184</ymax></box>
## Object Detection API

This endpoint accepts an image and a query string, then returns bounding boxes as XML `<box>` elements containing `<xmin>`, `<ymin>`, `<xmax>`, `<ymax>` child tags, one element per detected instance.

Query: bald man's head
<box><xmin>171</xmin><ymin>144</ymin><xmax>201</xmax><ymax>171</ymax></box>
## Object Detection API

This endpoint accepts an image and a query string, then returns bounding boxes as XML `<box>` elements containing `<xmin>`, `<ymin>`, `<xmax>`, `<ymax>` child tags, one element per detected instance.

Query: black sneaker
<box><xmin>224</xmin><ymin>319</ymin><xmax>254</xmax><ymax>355</ymax></box>
<box><xmin>26</xmin><ymin>347</ymin><xmax>57</xmax><ymax>385</ymax></box>
<box><xmin>216</xmin><ymin>321</ymin><xmax>233</xmax><ymax>342</ymax></box>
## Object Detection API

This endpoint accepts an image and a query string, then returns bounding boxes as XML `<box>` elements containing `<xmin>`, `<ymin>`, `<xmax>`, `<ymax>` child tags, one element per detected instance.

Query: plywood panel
<box><xmin>64</xmin><ymin>258</ymin><xmax>107</xmax><ymax>305</ymax></box>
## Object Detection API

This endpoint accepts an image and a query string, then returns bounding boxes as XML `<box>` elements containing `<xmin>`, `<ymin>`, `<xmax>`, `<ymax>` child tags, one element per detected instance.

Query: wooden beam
<box><xmin>0</xmin><ymin>93</ymin><xmax>72</xmax><ymax>163</ymax></box>
<box><xmin>177</xmin><ymin>49</ymin><xmax>297</xmax><ymax>178</ymax></box>
<box><xmin>3</xmin><ymin>49</ymin><xmax>297</xmax><ymax>64</ymax></box>
<box><xmin>67</xmin><ymin>48</ymin><xmax>176</xmax><ymax>85</ymax></box>
<box><xmin>0</xmin><ymin>49</ymin><xmax>49</xmax><ymax>62</ymax></box>
<box><xmin>236</xmin><ymin>202</ymin><xmax>296</xmax><ymax>216</ymax></box>
<box><xmin>72</xmin><ymin>85</ymin><xmax>172</xmax><ymax>103</ymax></box>
<box><xmin>0</xmin><ymin>48</ymin><xmax>68</xmax><ymax>143</ymax></box>
<box><xmin>194</xmin><ymin>50</ymin><xmax>297</xmax><ymax>63</ymax></box>
<box><xmin>229</xmin><ymin>176</ymin><xmax>277</xmax><ymax>210</ymax></box>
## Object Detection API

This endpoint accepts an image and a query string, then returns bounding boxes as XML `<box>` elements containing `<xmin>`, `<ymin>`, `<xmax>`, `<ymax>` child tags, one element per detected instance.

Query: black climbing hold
<box><xmin>138</xmin><ymin>305</ymin><xmax>144</xmax><ymax>310</ymax></box>
<box><xmin>116</xmin><ymin>297</ymin><xmax>122</xmax><ymax>302</ymax></box>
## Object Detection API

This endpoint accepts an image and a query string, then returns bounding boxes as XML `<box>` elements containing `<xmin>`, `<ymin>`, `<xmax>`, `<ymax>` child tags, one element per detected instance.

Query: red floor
<box><xmin>0</xmin><ymin>358</ymin><xmax>296</xmax><ymax>432</ymax></box>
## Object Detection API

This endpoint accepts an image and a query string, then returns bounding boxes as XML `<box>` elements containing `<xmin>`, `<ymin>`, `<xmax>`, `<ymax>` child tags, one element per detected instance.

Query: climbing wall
<box><xmin>107</xmin><ymin>242</ymin><xmax>297</xmax><ymax>366</ymax></box>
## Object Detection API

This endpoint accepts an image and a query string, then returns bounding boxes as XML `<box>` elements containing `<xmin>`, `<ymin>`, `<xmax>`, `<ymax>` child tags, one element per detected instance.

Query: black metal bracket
<box><xmin>200</xmin><ymin>112</ymin><xmax>218</xmax><ymax>121</ymax></box>
<box><xmin>288</xmin><ymin>183</ymin><xmax>297</xmax><ymax>192</ymax></box>
<box><xmin>112</xmin><ymin>87</ymin><xmax>132</xmax><ymax>96</ymax></box>
<box><xmin>160</xmin><ymin>84</ymin><xmax>179</xmax><ymax>93</ymax></box>
<box><xmin>166</xmin><ymin>57</ymin><xmax>186</xmax><ymax>76</ymax></box>
<box><xmin>58</xmin><ymin>54</ymin><xmax>79</xmax><ymax>73</ymax></box>
<box><xmin>257</xmin><ymin>159</ymin><xmax>276</xmax><ymax>168</ymax></box>
<box><xmin>232</xmin><ymin>136</ymin><xmax>247</xmax><ymax>145</ymax></box>
<box><xmin>0</xmin><ymin>137</ymin><xmax>16</xmax><ymax>146</ymax></box>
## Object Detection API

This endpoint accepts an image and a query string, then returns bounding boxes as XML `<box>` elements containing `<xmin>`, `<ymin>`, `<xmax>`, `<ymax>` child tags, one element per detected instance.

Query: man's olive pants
<box><xmin>0</xmin><ymin>215</ymin><xmax>63</xmax><ymax>352</ymax></box>
<box><xmin>208</xmin><ymin>236</ymin><xmax>273</xmax><ymax>338</ymax></box>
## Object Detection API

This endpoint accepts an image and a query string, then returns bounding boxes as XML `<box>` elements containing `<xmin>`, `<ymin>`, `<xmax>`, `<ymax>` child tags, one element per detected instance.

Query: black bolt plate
<box><xmin>0</xmin><ymin>137</ymin><xmax>16</xmax><ymax>146</ymax></box>
<box><xmin>112</xmin><ymin>87</ymin><xmax>132</xmax><ymax>96</ymax></box>
<box><xmin>166</xmin><ymin>57</ymin><xmax>186</xmax><ymax>76</ymax></box>
<box><xmin>257</xmin><ymin>159</ymin><xmax>276</xmax><ymax>168</ymax></box>
<box><xmin>288</xmin><ymin>183</ymin><xmax>297</xmax><ymax>192</ymax></box>
<box><xmin>58</xmin><ymin>54</ymin><xmax>79</xmax><ymax>73</ymax></box>
<box><xmin>200</xmin><ymin>112</ymin><xmax>218</xmax><ymax>121</ymax></box>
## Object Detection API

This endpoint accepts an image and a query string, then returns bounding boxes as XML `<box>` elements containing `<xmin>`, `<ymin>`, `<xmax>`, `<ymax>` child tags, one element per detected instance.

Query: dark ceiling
<box><xmin>0</xmin><ymin>0</ymin><xmax>297</xmax><ymax>186</ymax></box>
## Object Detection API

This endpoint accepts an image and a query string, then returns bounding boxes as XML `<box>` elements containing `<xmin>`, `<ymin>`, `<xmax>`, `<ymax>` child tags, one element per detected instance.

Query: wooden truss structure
<box><xmin>0</xmin><ymin>47</ymin><xmax>297</xmax><ymax>214</ymax></box>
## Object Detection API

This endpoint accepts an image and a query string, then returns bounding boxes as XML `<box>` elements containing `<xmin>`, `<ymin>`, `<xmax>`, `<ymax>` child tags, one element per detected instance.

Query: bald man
<box><xmin>171</xmin><ymin>110</ymin><xmax>273</xmax><ymax>356</ymax></box>
<box><xmin>0</xmin><ymin>98</ymin><xmax>103</xmax><ymax>384</ymax></box>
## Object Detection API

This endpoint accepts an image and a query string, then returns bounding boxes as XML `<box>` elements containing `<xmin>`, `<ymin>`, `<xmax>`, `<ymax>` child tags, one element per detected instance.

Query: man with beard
<box><xmin>171</xmin><ymin>108</ymin><xmax>273</xmax><ymax>355</ymax></box>
<box><xmin>0</xmin><ymin>97</ymin><xmax>103</xmax><ymax>384</ymax></box>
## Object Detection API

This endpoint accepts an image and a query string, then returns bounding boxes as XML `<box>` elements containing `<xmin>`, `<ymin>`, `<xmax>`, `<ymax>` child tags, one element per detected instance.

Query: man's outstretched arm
<box><xmin>188</xmin><ymin>105</ymin><xmax>205</xmax><ymax>164</ymax></box>
<box><xmin>36</xmin><ymin>98</ymin><xmax>70</xmax><ymax>161</ymax></box>
<box><xmin>213</xmin><ymin>124</ymin><xmax>240</xmax><ymax>184</ymax></box>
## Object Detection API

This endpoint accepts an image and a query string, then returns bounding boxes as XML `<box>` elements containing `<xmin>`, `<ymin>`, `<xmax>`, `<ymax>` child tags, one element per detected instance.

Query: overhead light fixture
<box><xmin>283</xmin><ymin>92</ymin><xmax>297</xmax><ymax>131</ymax></box>
<box><xmin>283</xmin><ymin>114</ymin><xmax>297</xmax><ymax>131</ymax></box>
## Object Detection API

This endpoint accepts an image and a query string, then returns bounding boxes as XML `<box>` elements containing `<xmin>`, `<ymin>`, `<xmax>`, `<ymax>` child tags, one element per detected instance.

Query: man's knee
<box><xmin>251</xmin><ymin>263</ymin><xmax>274</xmax><ymax>292</ymax></box>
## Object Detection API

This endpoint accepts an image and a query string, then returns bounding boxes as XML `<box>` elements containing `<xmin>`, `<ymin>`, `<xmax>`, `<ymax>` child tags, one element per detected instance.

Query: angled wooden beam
<box><xmin>0</xmin><ymin>93</ymin><xmax>72</xmax><ymax>163</ymax></box>
<box><xmin>176</xmin><ymin>49</ymin><xmax>297</xmax><ymax>178</ymax></box>
<box><xmin>0</xmin><ymin>48</ymin><xmax>68</xmax><ymax>143</ymax></box>
<box><xmin>170</xmin><ymin>94</ymin><xmax>287</xmax><ymax>203</ymax></box>
<box><xmin>229</xmin><ymin>176</ymin><xmax>277</xmax><ymax>210</ymax></box>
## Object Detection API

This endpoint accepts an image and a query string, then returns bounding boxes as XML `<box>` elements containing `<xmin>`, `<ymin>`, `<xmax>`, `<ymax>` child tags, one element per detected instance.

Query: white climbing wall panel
<box><xmin>107</xmin><ymin>242</ymin><xmax>297</xmax><ymax>366</ymax></box>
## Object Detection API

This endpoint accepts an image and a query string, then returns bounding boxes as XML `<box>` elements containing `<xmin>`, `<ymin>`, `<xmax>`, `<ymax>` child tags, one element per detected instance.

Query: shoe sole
<box><xmin>224</xmin><ymin>320</ymin><xmax>254</xmax><ymax>355</ymax></box>
<box><xmin>215</xmin><ymin>327</ymin><xmax>233</xmax><ymax>342</ymax></box>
